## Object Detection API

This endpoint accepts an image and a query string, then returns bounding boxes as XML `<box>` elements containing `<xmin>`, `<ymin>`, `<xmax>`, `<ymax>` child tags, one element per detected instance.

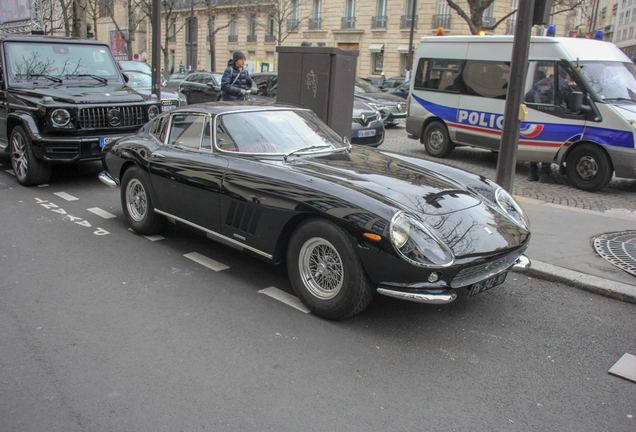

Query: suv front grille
<box><xmin>78</xmin><ymin>105</ymin><xmax>146</xmax><ymax>129</ymax></box>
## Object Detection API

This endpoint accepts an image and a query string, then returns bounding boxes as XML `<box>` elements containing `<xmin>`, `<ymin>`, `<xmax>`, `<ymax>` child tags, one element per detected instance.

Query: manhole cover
<box><xmin>593</xmin><ymin>231</ymin><xmax>636</xmax><ymax>277</ymax></box>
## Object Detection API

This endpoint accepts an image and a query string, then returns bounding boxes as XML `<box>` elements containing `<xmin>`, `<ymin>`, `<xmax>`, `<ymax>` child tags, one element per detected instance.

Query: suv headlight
<box><xmin>51</xmin><ymin>109</ymin><xmax>70</xmax><ymax>127</ymax></box>
<box><xmin>495</xmin><ymin>188</ymin><xmax>529</xmax><ymax>230</ymax></box>
<box><xmin>148</xmin><ymin>105</ymin><xmax>160</xmax><ymax>119</ymax></box>
<box><xmin>390</xmin><ymin>211</ymin><xmax>455</xmax><ymax>267</ymax></box>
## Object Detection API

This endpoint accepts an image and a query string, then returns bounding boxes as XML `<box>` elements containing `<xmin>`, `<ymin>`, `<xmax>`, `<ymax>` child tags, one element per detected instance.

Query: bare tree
<box><xmin>202</xmin><ymin>0</ymin><xmax>244</xmax><ymax>72</ymax></box>
<box><xmin>257</xmin><ymin>0</ymin><xmax>313</xmax><ymax>47</ymax></box>
<box><xmin>109</xmin><ymin>0</ymin><xmax>146</xmax><ymax>60</ymax></box>
<box><xmin>445</xmin><ymin>0</ymin><xmax>589</xmax><ymax>35</ymax></box>
<box><xmin>72</xmin><ymin>0</ymin><xmax>88</xmax><ymax>37</ymax></box>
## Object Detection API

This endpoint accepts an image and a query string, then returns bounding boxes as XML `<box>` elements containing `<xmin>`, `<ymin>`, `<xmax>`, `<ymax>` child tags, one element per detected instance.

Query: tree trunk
<box><xmin>208</xmin><ymin>10</ymin><xmax>215</xmax><ymax>72</ymax></box>
<box><xmin>72</xmin><ymin>0</ymin><xmax>87</xmax><ymax>38</ymax></box>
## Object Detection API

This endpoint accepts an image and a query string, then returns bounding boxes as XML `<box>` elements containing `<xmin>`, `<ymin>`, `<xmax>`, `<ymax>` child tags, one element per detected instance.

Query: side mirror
<box><xmin>122</xmin><ymin>72</ymin><xmax>130</xmax><ymax>83</ymax></box>
<box><xmin>207</xmin><ymin>82</ymin><xmax>220</xmax><ymax>91</ymax></box>
<box><xmin>569</xmin><ymin>91</ymin><xmax>591</xmax><ymax>113</ymax></box>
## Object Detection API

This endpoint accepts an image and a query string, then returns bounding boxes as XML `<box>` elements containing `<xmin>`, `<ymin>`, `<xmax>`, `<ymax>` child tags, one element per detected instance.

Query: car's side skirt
<box><xmin>154</xmin><ymin>209</ymin><xmax>273</xmax><ymax>260</ymax></box>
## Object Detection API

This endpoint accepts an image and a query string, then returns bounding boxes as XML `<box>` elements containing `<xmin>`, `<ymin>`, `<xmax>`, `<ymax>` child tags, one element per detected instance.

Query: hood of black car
<box><xmin>355</xmin><ymin>92</ymin><xmax>405</xmax><ymax>106</ymax></box>
<box><xmin>9</xmin><ymin>83</ymin><xmax>146</xmax><ymax>104</ymax></box>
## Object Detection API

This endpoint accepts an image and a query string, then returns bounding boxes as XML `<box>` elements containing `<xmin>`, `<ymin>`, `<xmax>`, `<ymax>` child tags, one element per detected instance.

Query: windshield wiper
<box><xmin>603</xmin><ymin>97</ymin><xmax>636</xmax><ymax>103</ymax></box>
<box><xmin>284</xmin><ymin>144</ymin><xmax>331</xmax><ymax>161</ymax></box>
<box><xmin>68</xmin><ymin>74</ymin><xmax>108</xmax><ymax>84</ymax></box>
<box><xmin>29</xmin><ymin>74</ymin><xmax>62</xmax><ymax>83</ymax></box>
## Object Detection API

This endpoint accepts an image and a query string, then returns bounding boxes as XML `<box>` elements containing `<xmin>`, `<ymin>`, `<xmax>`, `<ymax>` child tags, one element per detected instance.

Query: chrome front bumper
<box><xmin>376</xmin><ymin>255</ymin><xmax>531</xmax><ymax>304</ymax></box>
<box><xmin>98</xmin><ymin>171</ymin><xmax>119</xmax><ymax>188</ymax></box>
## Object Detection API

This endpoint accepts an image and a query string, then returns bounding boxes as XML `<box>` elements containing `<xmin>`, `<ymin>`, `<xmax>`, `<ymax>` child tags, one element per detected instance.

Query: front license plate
<box><xmin>468</xmin><ymin>272</ymin><xmax>508</xmax><ymax>298</ymax></box>
<box><xmin>393</xmin><ymin>118</ymin><xmax>406</xmax><ymax>124</ymax></box>
<box><xmin>100</xmin><ymin>136</ymin><xmax>121</xmax><ymax>148</ymax></box>
<box><xmin>357</xmin><ymin>129</ymin><xmax>376</xmax><ymax>138</ymax></box>
<box><xmin>162</xmin><ymin>105</ymin><xmax>176</xmax><ymax>112</ymax></box>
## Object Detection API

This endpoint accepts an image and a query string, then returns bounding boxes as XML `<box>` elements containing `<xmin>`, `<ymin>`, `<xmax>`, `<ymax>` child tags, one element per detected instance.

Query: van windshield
<box><xmin>577</xmin><ymin>61</ymin><xmax>636</xmax><ymax>103</ymax></box>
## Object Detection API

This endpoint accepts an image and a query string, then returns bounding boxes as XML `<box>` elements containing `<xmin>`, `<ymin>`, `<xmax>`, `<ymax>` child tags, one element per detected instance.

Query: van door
<box><xmin>456</xmin><ymin>60</ymin><xmax>511</xmax><ymax>151</ymax></box>
<box><xmin>519</xmin><ymin>61</ymin><xmax>587</xmax><ymax>163</ymax></box>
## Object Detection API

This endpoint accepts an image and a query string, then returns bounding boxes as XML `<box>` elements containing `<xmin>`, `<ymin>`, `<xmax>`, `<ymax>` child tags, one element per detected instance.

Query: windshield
<box><xmin>125</xmin><ymin>71</ymin><xmax>152</xmax><ymax>89</ymax></box>
<box><xmin>355</xmin><ymin>78</ymin><xmax>380</xmax><ymax>93</ymax></box>
<box><xmin>577</xmin><ymin>61</ymin><xmax>636</xmax><ymax>102</ymax></box>
<box><xmin>119</xmin><ymin>61</ymin><xmax>151</xmax><ymax>75</ymax></box>
<box><xmin>5</xmin><ymin>42</ymin><xmax>120</xmax><ymax>85</ymax></box>
<box><xmin>216</xmin><ymin>110</ymin><xmax>346</xmax><ymax>154</ymax></box>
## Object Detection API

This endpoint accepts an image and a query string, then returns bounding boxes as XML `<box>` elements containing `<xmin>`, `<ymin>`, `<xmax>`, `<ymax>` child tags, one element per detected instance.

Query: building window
<box><xmin>342</xmin><ymin>0</ymin><xmax>356</xmax><ymax>29</ymax></box>
<box><xmin>373</xmin><ymin>52</ymin><xmax>384</xmax><ymax>74</ymax></box>
<box><xmin>620</xmin><ymin>13</ymin><xmax>624</xmax><ymax>27</ymax></box>
<box><xmin>99</xmin><ymin>0</ymin><xmax>112</xmax><ymax>18</ymax></box>
<box><xmin>186</xmin><ymin>17</ymin><xmax>198</xmax><ymax>71</ymax></box>
<box><xmin>169</xmin><ymin>18</ymin><xmax>176</xmax><ymax>42</ymax></box>
<box><xmin>310</xmin><ymin>0</ymin><xmax>322</xmax><ymax>29</ymax></box>
<box><xmin>373</xmin><ymin>0</ymin><xmax>388</xmax><ymax>28</ymax></box>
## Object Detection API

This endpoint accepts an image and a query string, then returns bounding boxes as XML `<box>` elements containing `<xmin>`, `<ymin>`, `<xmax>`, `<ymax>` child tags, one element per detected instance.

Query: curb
<box><xmin>514</xmin><ymin>260</ymin><xmax>636</xmax><ymax>305</ymax></box>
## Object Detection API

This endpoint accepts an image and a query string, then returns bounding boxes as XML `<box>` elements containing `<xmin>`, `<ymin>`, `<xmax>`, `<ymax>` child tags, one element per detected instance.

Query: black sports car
<box><xmin>99</xmin><ymin>103</ymin><xmax>531</xmax><ymax>320</ymax></box>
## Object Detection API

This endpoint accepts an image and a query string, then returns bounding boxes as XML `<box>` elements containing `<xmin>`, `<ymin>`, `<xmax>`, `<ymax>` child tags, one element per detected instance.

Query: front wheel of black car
<box><xmin>121</xmin><ymin>166</ymin><xmax>164</xmax><ymax>235</ymax></box>
<box><xmin>10</xmin><ymin>126</ymin><xmax>52</xmax><ymax>186</ymax></box>
<box><xmin>423</xmin><ymin>121</ymin><xmax>454</xmax><ymax>158</ymax></box>
<box><xmin>287</xmin><ymin>219</ymin><xmax>375</xmax><ymax>320</ymax></box>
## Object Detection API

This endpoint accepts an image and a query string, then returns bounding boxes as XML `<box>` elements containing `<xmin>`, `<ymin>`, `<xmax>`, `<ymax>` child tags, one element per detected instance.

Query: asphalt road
<box><xmin>0</xmin><ymin>155</ymin><xmax>635</xmax><ymax>432</ymax></box>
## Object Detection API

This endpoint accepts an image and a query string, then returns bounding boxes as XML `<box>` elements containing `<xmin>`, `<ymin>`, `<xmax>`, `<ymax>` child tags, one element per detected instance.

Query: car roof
<box><xmin>167</xmin><ymin>101</ymin><xmax>301</xmax><ymax>115</ymax></box>
<box><xmin>0</xmin><ymin>34</ymin><xmax>108</xmax><ymax>46</ymax></box>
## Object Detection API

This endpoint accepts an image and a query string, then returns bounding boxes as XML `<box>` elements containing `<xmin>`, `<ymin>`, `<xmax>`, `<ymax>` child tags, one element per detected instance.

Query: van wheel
<box><xmin>423</xmin><ymin>121</ymin><xmax>454</xmax><ymax>158</ymax></box>
<box><xmin>10</xmin><ymin>126</ymin><xmax>52</xmax><ymax>186</ymax></box>
<box><xmin>565</xmin><ymin>144</ymin><xmax>612</xmax><ymax>192</ymax></box>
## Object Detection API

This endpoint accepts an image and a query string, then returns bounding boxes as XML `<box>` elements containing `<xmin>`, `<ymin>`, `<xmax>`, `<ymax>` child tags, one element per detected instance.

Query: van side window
<box><xmin>524</xmin><ymin>61</ymin><xmax>556</xmax><ymax>104</ymax></box>
<box><xmin>414</xmin><ymin>58</ymin><xmax>462</xmax><ymax>92</ymax></box>
<box><xmin>463</xmin><ymin>61</ymin><xmax>510</xmax><ymax>99</ymax></box>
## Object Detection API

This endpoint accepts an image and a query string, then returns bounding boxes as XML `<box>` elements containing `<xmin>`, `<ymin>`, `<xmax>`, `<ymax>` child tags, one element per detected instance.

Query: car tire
<box><xmin>287</xmin><ymin>219</ymin><xmax>375</xmax><ymax>320</ymax></box>
<box><xmin>565</xmin><ymin>144</ymin><xmax>612</xmax><ymax>192</ymax></box>
<box><xmin>423</xmin><ymin>121</ymin><xmax>454</xmax><ymax>158</ymax></box>
<box><xmin>10</xmin><ymin>126</ymin><xmax>52</xmax><ymax>186</ymax></box>
<box><xmin>121</xmin><ymin>166</ymin><xmax>164</xmax><ymax>235</ymax></box>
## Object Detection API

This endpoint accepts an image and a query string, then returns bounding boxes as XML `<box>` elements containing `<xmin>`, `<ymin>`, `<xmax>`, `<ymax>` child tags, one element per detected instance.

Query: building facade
<box><xmin>613</xmin><ymin>0</ymin><xmax>636</xmax><ymax>61</ymax></box>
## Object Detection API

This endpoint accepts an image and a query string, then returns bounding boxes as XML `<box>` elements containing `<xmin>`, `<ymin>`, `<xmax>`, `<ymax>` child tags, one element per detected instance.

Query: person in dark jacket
<box><xmin>221</xmin><ymin>50</ymin><xmax>254</xmax><ymax>101</ymax></box>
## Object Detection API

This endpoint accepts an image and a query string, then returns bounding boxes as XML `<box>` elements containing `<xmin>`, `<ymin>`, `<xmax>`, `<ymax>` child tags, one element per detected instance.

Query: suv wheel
<box><xmin>10</xmin><ymin>126</ymin><xmax>52</xmax><ymax>186</ymax></box>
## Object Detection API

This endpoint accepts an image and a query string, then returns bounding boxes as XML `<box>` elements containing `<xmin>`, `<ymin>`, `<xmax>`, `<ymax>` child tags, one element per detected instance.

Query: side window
<box><xmin>557</xmin><ymin>63</ymin><xmax>580</xmax><ymax>112</ymax></box>
<box><xmin>463</xmin><ymin>61</ymin><xmax>510</xmax><ymax>99</ymax></box>
<box><xmin>201</xmin><ymin>116</ymin><xmax>212</xmax><ymax>150</ymax></box>
<box><xmin>150</xmin><ymin>117</ymin><xmax>164</xmax><ymax>138</ymax></box>
<box><xmin>167</xmin><ymin>113</ymin><xmax>207</xmax><ymax>149</ymax></box>
<box><xmin>413</xmin><ymin>58</ymin><xmax>463</xmax><ymax>92</ymax></box>
<box><xmin>524</xmin><ymin>61</ymin><xmax>555</xmax><ymax>104</ymax></box>
<box><xmin>202</xmin><ymin>74</ymin><xmax>214</xmax><ymax>84</ymax></box>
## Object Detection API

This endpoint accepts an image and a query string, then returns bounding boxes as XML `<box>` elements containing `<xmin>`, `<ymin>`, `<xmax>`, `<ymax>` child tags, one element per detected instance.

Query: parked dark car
<box><xmin>379</xmin><ymin>76</ymin><xmax>407</xmax><ymax>92</ymax></box>
<box><xmin>358</xmin><ymin>77</ymin><xmax>385</xmax><ymax>89</ymax></box>
<box><xmin>164</xmin><ymin>72</ymin><xmax>190</xmax><ymax>91</ymax></box>
<box><xmin>99</xmin><ymin>103</ymin><xmax>531</xmax><ymax>320</ymax></box>
<box><xmin>388</xmin><ymin>81</ymin><xmax>410</xmax><ymax>99</ymax></box>
<box><xmin>251</xmin><ymin>72</ymin><xmax>385</xmax><ymax>146</ymax></box>
<box><xmin>124</xmin><ymin>71</ymin><xmax>187</xmax><ymax>112</ymax></box>
<box><xmin>178</xmin><ymin>72</ymin><xmax>222</xmax><ymax>104</ymax></box>
<box><xmin>354</xmin><ymin>78</ymin><xmax>407</xmax><ymax>125</ymax></box>
<box><xmin>1</xmin><ymin>35</ymin><xmax>161</xmax><ymax>186</ymax></box>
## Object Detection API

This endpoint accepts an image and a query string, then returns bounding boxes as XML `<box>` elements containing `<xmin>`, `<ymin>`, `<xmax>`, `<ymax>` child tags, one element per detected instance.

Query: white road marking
<box><xmin>183</xmin><ymin>252</ymin><xmax>229</xmax><ymax>272</ymax></box>
<box><xmin>144</xmin><ymin>235</ymin><xmax>164</xmax><ymax>242</ymax></box>
<box><xmin>54</xmin><ymin>192</ymin><xmax>79</xmax><ymax>201</ymax></box>
<box><xmin>5</xmin><ymin>169</ymin><xmax>15</xmax><ymax>176</ymax></box>
<box><xmin>258</xmin><ymin>287</ymin><xmax>310</xmax><ymax>314</ymax></box>
<box><xmin>87</xmin><ymin>207</ymin><xmax>116</xmax><ymax>219</ymax></box>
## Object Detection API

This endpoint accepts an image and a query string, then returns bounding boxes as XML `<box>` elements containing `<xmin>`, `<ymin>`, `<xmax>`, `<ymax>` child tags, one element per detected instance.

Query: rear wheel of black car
<box><xmin>565</xmin><ymin>143</ymin><xmax>613</xmax><ymax>192</ymax></box>
<box><xmin>10</xmin><ymin>126</ymin><xmax>52</xmax><ymax>186</ymax></box>
<box><xmin>423</xmin><ymin>121</ymin><xmax>454</xmax><ymax>158</ymax></box>
<box><xmin>121</xmin><ymin>166</ymin><xmax>164</xmax><ymax>235</ymax></box>
<box><xmin>287</xmin><ymin>219</ymin><xmax>375</xmax><ymax>320</ymax></box>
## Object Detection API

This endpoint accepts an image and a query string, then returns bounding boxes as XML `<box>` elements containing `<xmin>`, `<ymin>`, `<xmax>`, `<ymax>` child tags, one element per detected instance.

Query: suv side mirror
<box><xmin>122</xmin><ymin>72</ymin><xmax>130</xmax><ymax>83</ymax></box>
<box><xmin>569</xmin><ymin>91</ymin><xmax>591</xmax><ymax>113</ymax></box>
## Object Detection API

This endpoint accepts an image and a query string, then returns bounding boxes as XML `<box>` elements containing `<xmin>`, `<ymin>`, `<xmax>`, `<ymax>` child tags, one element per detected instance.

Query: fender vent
<box><xmin>225</xmin><ymin>201</ymin><xmax>261</xmax><ymax>235</ymax></box>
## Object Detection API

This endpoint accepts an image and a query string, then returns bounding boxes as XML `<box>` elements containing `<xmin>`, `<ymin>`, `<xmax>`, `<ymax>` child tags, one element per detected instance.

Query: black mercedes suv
<box><xmin>0</xmin><ymin>35</ymin><xmax>161</xmax><ymax>185</ymax></box>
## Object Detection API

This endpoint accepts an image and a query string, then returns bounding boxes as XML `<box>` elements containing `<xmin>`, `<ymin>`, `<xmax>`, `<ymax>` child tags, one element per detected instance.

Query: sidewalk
<box><xmin>514</xmin><ymin>197</ymin><xmax>636</xmax><ymax>304</ymax></box>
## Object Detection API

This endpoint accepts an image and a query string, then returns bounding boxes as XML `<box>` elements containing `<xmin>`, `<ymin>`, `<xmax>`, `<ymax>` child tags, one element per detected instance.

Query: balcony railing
<box><xmin>247</xmin><ymin>34</ymin><xmax>257</xmax><ymax>42</ymax></box>
<box><xmin>482</xmin><ymin>16</ymin><xmax>496</xmax><ymax>28</ymax></box>
<box><xmin>265</xmin><ymin>34</ymin><xmax>275</xmax><ymax>42</ymax></box>
<box><xmin>308</xmin><ymin>17</ymin><xmax>322</xmax><ymax>30</ymax></box>
<box><xmin>372</xmin><ymin>15</ymin><xmax>387</xmax><ymax>29</ymax></box>
<box><xmin>341</xmin><ymin>16</ymin><xmax>356</xmax><ymax>29</ymax></box>
<box><xmin>401</xmin><ymin>15</ymin><xmax>418</xmax><ymax>29</ymax></box>
<box><xmin>287</xmin><ymin>19</ymin><xmax>299</xmax><ymax>32</ymax></box>
<box><xmin>228</xmin><ymin>34</ymin><xmax>238</xmax><ymax>42</ymax></box>
<box><xmin>432</xmin><ymin>14</ymin><xmax>451</xmax><ymax>29</ymax></box>
<box><xmin>506</xmin><ymin>19</ymin><xmax>516</xmax><ymax>34</ymax></box>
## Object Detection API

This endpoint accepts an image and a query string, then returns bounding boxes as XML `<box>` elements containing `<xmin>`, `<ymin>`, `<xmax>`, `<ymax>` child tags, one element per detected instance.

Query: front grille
<box><xmin>451</xmin><ymin>252</ymin><xmax>520</xmax><ymax>288</ymax></box>
<box><xmin>78</xmin><ymin>105</ymin><xmax>146</xmax><ymax>129</ymax></box>
<box><xmin>353</xmin><ymin>114</ymin><xmax>378</xmax><ymax>125</ymax></box>
<box><xmin>389</xmin><ymin>105</ymin><xmax>405</xmax><ymax>114</ymax></box>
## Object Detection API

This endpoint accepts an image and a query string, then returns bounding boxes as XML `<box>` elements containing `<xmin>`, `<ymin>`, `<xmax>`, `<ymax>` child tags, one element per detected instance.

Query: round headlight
<box><xmin>51</xmin><ymin>109</ymin><xmax>70</xmax><ymax>127</ymax></box>
<box><xmin>495</xmin><ymin>188</ymin><xmax>529</xmax><ymax>230</ymax></box>
<box><xmin>390</xmin><ymin>211</ymin><xmax>455</xmax><ymax>268</ymax></box>
<box><xmin>148</xmin><ymin>105</ymin><xmax>160</xmax><ymax>119</ymax></box>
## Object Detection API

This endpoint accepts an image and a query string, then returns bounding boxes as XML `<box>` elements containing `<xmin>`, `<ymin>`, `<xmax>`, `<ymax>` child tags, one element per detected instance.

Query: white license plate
<box><xmin>100</xmin><ymin>136</ymin><xmax>121</xmax><ymax>147</ymax></box>
<box><xmin>162</xmin><ymin>105</ymin><xmax>176</xmax><ymax>112</ymax></box>
<box><xmin>357</xmin><ymin>129</ymin><xmax>376</xmax><ymax>138</ymax></box>
<box><xmin>393</xmin><ymin>118</ymin><xmax>406</xmax><ymax>124</ymax></box>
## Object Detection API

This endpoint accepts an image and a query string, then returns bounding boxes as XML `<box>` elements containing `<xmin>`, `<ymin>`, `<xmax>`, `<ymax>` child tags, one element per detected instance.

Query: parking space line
<box><xmin>258</xmin><ymin>287</ymin><xmax>310</xmax><ymax>314</ymax></box>
<box><xmin>5</xmin><ymin>169</ymin><xmax>14</xmax><ymax>175</ymax></box>
<box><xmin>144</xmin><ymin>235</ymin><xmax>164</xmax><ymax>241</ymax></box>
<box><xmin>87</xmin><ymin>207</ymin><xmax>117</xmax><ymax>219</ymax></box>
<box><xmin>38</xmin><ymin>184</ymin><xmax>49</xmax><ymax>187</ymax></box>
<box><xmin>54</xmin><ymin>192</ymin><xmax>79</xmax><ymax>201</ymax></box>
<box><xmin>183</xmin><ymin>252</ymin><xmax>229</xmax><ymax>272</ymax></box>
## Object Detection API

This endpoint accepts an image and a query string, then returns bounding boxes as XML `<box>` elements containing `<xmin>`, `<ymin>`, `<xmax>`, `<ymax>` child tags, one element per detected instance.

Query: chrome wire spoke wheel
<box><xmin>299</xmin><ymin>238</ymin><xmax>344</xmax><ymax>300</ymax></box>
<box><xmin>126</xmin><ymin>179</ymin><xmax>148</xmax><ymax>222</ymax></box>
<box><xmin>575</xmin><ymin>155</ymin><xmax>598</xmax><ymax>180</ymax></box>
<box><xmin>429</xmin><ymin>130</ymin><xmax>444</xmax><ymax>151</ymax></box>
<box><xmin>11</xmin><ymin>133</ymin><xmax>28</xmax><ymax>181</ymax></box>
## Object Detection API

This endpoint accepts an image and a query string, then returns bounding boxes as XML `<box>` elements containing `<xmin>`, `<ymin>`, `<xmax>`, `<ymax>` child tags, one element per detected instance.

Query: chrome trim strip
<box><xmin>153</xmin><ymin>209</ymin><xmax>273</xmax><ymax>259</ymax></box>
<box><xmin>512</xmin><ymin>255</ymin><xmax>531</xmax><ymax>271</ymax></box>
<box><xmin>377</xmin><ymin>287</ymin><xmax>457</xmax><ymax>304</ymax></box>
<box><xmin>98</xmin><ymin>171</ymin><xmax>119</xmax><ymax>188</ymax></box>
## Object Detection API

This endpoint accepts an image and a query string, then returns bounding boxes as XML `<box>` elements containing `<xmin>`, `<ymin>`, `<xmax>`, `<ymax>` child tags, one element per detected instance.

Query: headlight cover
<box><xmin>390</xmin><ymin>211</ymin><xmax>455</xmax><ymax>268</ymax></box>
<box><xmin>148</xmin><ymin>105</ymin><xmax>160</xmax><ymax>119</ymax></box>
<box><xmin>495</xmin><ymin>188</ymin><xmax>530</xmax><ymax>230</ymax></box>
<box><xmin>51</xmin><ymin>109</ymin><xmax>70</xmax><ymax>127</ymax></box>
